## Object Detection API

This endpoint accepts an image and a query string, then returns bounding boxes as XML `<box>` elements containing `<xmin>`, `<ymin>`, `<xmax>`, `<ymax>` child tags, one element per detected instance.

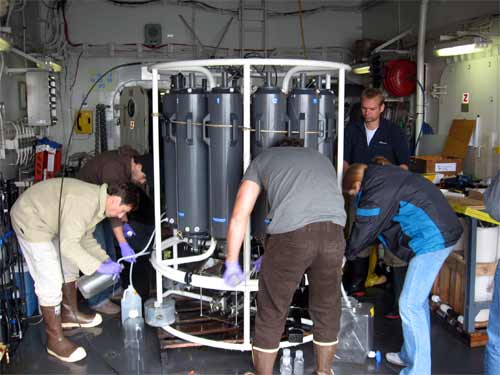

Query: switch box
<box><xmin>145</xmin><ymin>23</ymin><xmax>162</xmax><ymax>46</ymax></box>
<box><xmin>75</xmin><ymin>110</ymin><xmax>93</xmax><ymax>134</ymax></box>
<box><xmin>26</xmin><ymin>71</ymin><xmax>58</xmax><ymax>126</ymax></box>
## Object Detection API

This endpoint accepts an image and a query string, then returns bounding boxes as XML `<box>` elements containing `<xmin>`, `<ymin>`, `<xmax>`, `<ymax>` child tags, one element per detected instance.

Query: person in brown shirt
<box><xmin>76</xmin><ymin>145</ymin><xmax>146</xmax><ymax>314</ymax></box>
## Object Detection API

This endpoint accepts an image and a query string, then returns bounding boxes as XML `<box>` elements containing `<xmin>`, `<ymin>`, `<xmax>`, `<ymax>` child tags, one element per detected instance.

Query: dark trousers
<box><xmin>88</xmin><ymin>219</ymin><xmax>117</xmax><ymax>307</ymax></box>
<box><xmin>254</xmin><ymin>221</ymin><xmax>345</xmax><ymax>351</ymax></box>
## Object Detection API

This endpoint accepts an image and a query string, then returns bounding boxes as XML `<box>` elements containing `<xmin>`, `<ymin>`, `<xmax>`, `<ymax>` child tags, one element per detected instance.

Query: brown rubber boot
<box><xmin>41</xmin><ymin>305</ymin><xmax>87</xmax><ymax>362</ymax></box>
<box><xmin>61</xmin><ymin>281</ymin><xmax>103</xmax><ymax>329</ymax></box>
<box><xmin>314</xmin><ymin>343</ymin><xmax>337</xmax><ymax>375</ymax></box>
<box><xmin>251</xmin><ymin>348</ymin><xmax>278</xmax><ymax>375</ymax></box>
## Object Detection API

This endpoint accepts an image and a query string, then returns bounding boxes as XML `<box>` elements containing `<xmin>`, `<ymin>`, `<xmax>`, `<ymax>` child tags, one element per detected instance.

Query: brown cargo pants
<box><xmin>253</xmin><ymin>221</ymin><xmax>345</xmax><ymax>352</ymax></box>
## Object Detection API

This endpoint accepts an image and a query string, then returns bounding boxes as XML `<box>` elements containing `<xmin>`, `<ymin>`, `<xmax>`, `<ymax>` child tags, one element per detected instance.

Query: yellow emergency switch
<box><xmin>75</xmin><ymin>110</ymin><xmax>93</xmax><ymax>134</ymax></box>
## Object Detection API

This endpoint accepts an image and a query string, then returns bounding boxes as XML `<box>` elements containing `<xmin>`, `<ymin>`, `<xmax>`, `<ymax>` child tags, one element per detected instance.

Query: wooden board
<box><xmin>432</xmin><ymin>251</ymin><xmax>496</xmax><ymax>318</ymax></box>
<box><xmin>447</xmin><ymin>197</ymin><xmax>485</xmax><ymax>210</ymax></box>
<box><xmin>466</xmin><ymin>330</ymin><xmax>489</xmax><ymax>348</ymax></box>
<box><xmin>432</xmin><ymin>251</ymin><xmax>466</xmax><ymax>315</ymax></box>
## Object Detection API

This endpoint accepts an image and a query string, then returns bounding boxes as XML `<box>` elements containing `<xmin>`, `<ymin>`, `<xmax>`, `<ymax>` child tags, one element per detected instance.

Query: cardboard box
<box><xmin>412</xmin><ymin>155</ymin><xmax>463</xmax><ymax>175</ymax></box>
<box><xmin>412</xmin><ymin>119</ymin><xmax>476</xmax><ymax>175</ymax></box>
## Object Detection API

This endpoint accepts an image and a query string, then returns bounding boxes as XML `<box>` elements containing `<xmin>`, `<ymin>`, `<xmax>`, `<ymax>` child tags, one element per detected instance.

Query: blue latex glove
<box><xmin>253</xmin><ymin>256</ymin><xmax>263</xmax><ymax>272</ymax></box>
<box><xmin>223</xmin><ymin>260</ymin><xmax>245</xmax><ymax>287</ymax></box>
<box><xmin>97</xmin><ymin>259</ymin><xmax>122</xmax><ymax>279</ymax></box>
<box><xmin>123</xmin><ymin>223</ymin><xmax>136</xmax><ymax>238</ymax></box>
<box><xmin>119</xmin><ymin>242</ymin><xmax>137</xmax><ymax>263</ymax></box>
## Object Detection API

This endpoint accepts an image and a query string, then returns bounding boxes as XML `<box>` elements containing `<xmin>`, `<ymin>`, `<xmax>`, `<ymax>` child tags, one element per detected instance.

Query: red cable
<box><xmin>62</xmin><ymin>4</ymin><xmax>82</xmax><ymax>47</ymax></box>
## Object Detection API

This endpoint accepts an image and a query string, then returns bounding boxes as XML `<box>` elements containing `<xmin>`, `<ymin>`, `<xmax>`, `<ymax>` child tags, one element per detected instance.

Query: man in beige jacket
<box><xmin>10</xmin><ymin>178</ymin><xmax>140</xmax><ymax>363</ymax></box>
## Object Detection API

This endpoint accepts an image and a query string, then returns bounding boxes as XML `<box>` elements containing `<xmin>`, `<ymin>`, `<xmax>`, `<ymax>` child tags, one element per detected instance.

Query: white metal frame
<box><xmin>148</xmin><ymin>58</ymin><xmax>351</xmax><ymax>351</ymax></box>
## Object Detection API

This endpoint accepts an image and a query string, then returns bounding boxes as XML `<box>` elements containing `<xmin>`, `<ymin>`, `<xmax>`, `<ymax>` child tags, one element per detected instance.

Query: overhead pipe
<box><xmin>282</xmin><ymin>66</ymin><xmax>338</xmax><ymax>93</ymax></box>
<box><xmin>415</xmin><ymin>0</ymin><xmax>429</xmax><ymax>155</ymax></box>
<box><xmin>155</xmin><ymin>66</ymin><xmax>216</xmax><ymax>89</ymax></box>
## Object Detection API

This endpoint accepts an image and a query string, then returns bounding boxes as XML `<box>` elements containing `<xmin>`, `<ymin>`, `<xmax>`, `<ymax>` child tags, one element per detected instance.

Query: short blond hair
<box><xmin>361</xmin><ymin>88</ymin><xmax>385</xmax><ymax>106</ymax></box>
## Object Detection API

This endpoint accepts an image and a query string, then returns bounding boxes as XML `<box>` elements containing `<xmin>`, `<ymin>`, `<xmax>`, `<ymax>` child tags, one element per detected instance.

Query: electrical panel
<box><xmin>145</xmin><ymin>23</ymin><xmax>162</xmax><ymax>46</ymax></box>
<box><xmin>75</xmin><ymin>110</ymin><xmax>93</xmax><ymax>134</ymax></box>
<box><xmin>26</xmin><ymin>71</ymin><xmax>57</xmax><ymax>126</ymax></box>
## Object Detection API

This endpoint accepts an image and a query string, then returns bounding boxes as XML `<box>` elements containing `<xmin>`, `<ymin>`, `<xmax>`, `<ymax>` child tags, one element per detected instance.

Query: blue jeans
<box><xmin>398</xmin><ymin>246</ymin><xmax>453</xmax><ymax>375</ymax></box>
<box><xmin>88</xmin><ymin>219</ymin><xmax>117</xmax><ymax>307</ymax></box>
<box><xmin>485</xmin><ymin>261</ymin><xmax>500</xmax><ymax>375</ymax></box>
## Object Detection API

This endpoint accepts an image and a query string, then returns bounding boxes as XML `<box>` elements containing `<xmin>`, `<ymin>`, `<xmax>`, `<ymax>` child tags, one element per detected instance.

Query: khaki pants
<box><xmin>17</xmin><ymin>236</ymin><xmax>80</xmax><ymax>306</ymax></box>
<box><xmin>254</xmin><ymin>222</ymin><xmax>345</xmax><ymax>351</ymax></box>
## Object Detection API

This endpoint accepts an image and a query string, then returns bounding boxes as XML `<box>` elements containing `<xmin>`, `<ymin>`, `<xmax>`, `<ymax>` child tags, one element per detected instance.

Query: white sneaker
<box><xmin>386</xmin><ymin>352</ymin><xmax>406</xmax><ymax>366</ymax></box>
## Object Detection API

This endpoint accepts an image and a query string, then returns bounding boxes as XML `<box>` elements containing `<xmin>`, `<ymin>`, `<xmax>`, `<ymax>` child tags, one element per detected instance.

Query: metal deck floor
<box><xmin>2</xmin><ymin>288</ymin><xmax>484</xmax><ymax>374</ymax></box>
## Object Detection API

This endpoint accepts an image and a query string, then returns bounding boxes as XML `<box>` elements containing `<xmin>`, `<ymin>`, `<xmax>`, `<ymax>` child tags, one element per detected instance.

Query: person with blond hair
<box><xmin>342</xmin><ymin>88</ymin><xmax>411</xmax><ymax>298</ymax></box>
<box><xmin>343</xmin><ymin>163</ymin><xmax>461</xmax><ymax>375</ymax></box>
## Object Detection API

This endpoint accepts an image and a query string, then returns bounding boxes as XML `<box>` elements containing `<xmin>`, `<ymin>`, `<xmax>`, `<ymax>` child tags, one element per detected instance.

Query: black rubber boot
<box><xmin>342</xmin><ymin>257</ymin><xmax>369</xmax><ymax>295</ymax></box>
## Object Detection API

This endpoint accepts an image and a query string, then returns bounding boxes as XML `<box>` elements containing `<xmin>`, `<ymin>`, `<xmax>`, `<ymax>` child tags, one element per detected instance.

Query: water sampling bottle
<box><xmin>121</xmin><ymin>285</ymin><xmax>143</xmax><ymax>324</ymax></box>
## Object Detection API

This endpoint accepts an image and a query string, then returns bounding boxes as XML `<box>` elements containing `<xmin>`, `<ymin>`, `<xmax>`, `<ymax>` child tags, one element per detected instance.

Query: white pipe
<box><xmin>372</xmin><ymin>29</ymin><xmax>413</xmax><ymax>54</ymax></box>
<box><xmin>243</xmin><ymin>62</ymin><xmax>252</xmax><ymax>347</ymax></box>
<box><xmin>282</xmin><ymin>66</ymin><xmax>340</xmax><ymax>93</ymax></box>
<box><xmin>337</xmin><ymin>68</ymin><xmax>345</xmax><ymax>186</ymax></box>
<box><xmin>162</xmin><ymin>238</ymin><xmax>216</xmax><ymax>266</ymax></box>
<box><xmin>325</xmin><ymin>74</ymin><xmax>331</xmax><ymax>90</ymax></box>
<box><xmin>415</xmin><ymin>0</ymin><xmax>429</xmax><ymax>155</ymax></box>
<box><xmin>9</xmin><ymin>47</ymin><xmax>50</xmax><ymax>71</ymax></box>
<box><xmin>161</xmin><ymin>319</ymin><xmax>313</xmax><ymax>351</ymax></box>
<box><xmin>149</xmin><ymin>66</ymin><xmax>216</xmax><ymax>90</ymax></box>
<box><xmin>150</xmin><ymin>58</ymin><xmax>351</xmax><ymax>71</ymax></box>
<box><xmin>150</xmin><ymin>249</ymin><xmax>259</xmax><ymax>292</ymax></box>
<box><xmin>152</xmin><ymin>68</ymin><xmax>163</xmax><ymax>308</ymax></box>
<box><xmin>162</xmin><ymin>289</ymin><xmax>213</xmax><ymax>303</ymax></box>
<box><xmin>173</xmin><ymin>228</ymin><xmax>179</xmax><ymax>270</ymax></box>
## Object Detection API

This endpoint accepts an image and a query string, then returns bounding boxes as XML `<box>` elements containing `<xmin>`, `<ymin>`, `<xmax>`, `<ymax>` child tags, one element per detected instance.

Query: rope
<box><xmin>170</xmin><ymin>120</ymin><xmax>321</xmax><ymax>135</ymax></box>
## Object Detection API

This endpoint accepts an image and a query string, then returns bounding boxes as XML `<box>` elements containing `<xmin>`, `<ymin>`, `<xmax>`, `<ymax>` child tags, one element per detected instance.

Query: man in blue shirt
<box><xmin>343</xmin><ymin>88</ymin><xmax>411</xmax><ymax>318</ymax></box>
<box><xmin>343</xmin><ymin>88</ymin><xmax>410</xmax><ymax>171</ymax></box>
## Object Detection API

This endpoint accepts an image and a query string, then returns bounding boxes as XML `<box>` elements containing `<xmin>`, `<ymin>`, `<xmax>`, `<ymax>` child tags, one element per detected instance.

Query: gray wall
<box><xmin>362</xmin><ymin>0</ymin><xmax>499</xmax><ymax>42</ymax></box>
<box><xmin>42</xmin><ymin>0</ymin><xmax>363</xmax><ymax>155</ymax></box>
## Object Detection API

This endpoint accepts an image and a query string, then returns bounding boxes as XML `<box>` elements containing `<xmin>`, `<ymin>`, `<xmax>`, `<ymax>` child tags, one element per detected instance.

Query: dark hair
<box><xmin>132</xmin><ymin>154</ymin><xmax>144</xmax><ymax>165</ymax></box>
<box><xmin>118</xmin><ymin>145</ymin><xmax>140</xmax><ymax>158</ymax></box>
<box><xmin>107</xmin><ymin>182</ymin><xmax>140</xmax><ymax>210</ymax></box>
<box><xmin>277</xmin><ymin>137</ymin><xmax>305</xmax><ymax>147</ymax></box>
<box><xmin>361</xmin><ymin>87</ymin><xmax>385</xmax><ymax>105</ymax></box>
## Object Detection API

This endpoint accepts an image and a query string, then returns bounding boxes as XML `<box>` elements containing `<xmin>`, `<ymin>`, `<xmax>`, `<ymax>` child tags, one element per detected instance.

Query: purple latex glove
<box><xmin>97</xmin><ymin>259</ymin><xmax>122</xmax><ymax>278</ymax></box>
<box><xmin>123</xmin><ymin>223</ymin><xmax>136</xmax><ymax>238</ymax></box>
<box><xmin>223</xmin><ymin>260</ymin><xmax>245</xmax><ymax>287</ymax></box>
<box><xmin>253</xmin><ymin>256</ymin><xmax>263</xmax><ymax>272</ymax></box>
<box><xmin>119</xmin><ymin>242</ymin><xmax>137</xmax><ymax>263</ymax></box>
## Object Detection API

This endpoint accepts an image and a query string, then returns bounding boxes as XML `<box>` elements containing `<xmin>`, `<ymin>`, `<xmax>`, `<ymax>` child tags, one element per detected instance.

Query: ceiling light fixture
<box><xmin>352</xmin><ymin>63</ymin><xmax>370</xmax><ymax>75</ymax></box>
<box><xmin>434</xmin><ymin>36</ymin><xmax>491</xmax><ymax>57</ymax></box>
<box><xmin>0</xmin><ymin>36</ymin><xmax>11</xmax><ymax>51</ymax></box>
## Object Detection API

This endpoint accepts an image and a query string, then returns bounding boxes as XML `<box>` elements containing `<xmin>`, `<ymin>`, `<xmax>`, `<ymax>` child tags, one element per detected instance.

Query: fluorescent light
<box><xmin>49</xmin><ymin>61</ymin><xmax>62</xmax><ymax>72</ymax></box>
<box><xmin>0</xmin><ymin>36</ymin><xmax>11</xmax><ymax>51</ymax></box>
<box><xmin>36</xmin><ymin>60</ymin><xmax>62</xmax><ymax>72</ymax></box>
<box><xmin>434</xmin><ymin>36</ymin><xmax>490</xmax><ymax>57</ymax></box>
<box><xmin>353</xmin><ymin>64</ymin><xmax>370</xmax><ymax>75</ymax></box>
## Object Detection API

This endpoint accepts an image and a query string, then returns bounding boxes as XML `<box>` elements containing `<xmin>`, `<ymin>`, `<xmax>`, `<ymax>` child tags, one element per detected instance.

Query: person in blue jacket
<box><xmin>483</xmin><ymin>171</ymin><xmax>500</xmax><ymax>375</ymax></box>
<box><xmin>343</xmin><ymin>163</ymin><xmax>462</xmax><ymax>375</ymax></box>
